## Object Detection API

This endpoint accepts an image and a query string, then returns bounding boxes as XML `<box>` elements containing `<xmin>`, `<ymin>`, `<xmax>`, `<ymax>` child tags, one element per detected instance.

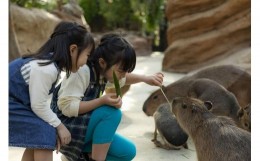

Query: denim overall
<box><xmin>9</xmin><ymin>57</ymin><xmax>60</xmax><ymax>149</ymax></box>
<box><xmin>51</xmin><ymin>63</ymin><xmax>106</xmax><ymax>161</ymax></box>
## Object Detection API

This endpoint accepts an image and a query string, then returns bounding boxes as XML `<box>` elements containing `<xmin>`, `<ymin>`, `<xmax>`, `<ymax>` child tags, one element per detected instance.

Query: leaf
<box><xmin>113</xmin><ymin>70</ymin><xmax>122</xmax><ymax>97</ymax></box>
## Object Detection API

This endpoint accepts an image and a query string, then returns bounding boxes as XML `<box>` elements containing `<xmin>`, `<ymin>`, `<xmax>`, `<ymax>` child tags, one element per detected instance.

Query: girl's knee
<box><xmin>111</xmin><ymin>107</ymin><xmax>122</xmax><ymax>120</ymax></box>
<box><xmin>114</xmin><ymin>145</ymin><xmax>136</xmax><ymax>161</ymax></box>
<box><xmin>107</xmin><ymin>146</ymin><xmax>136</xmax><ymax>161</ymax></box>
<box><xmin>108</xmin><ymin>135</ymin><xmax>136</xmax><ymax>161</ymax></box>
<box><xmin>95</xmin><ymin>105</ymin><xmax>122</xmax><ymax>121</ymax></box>
<box><xmin>125</xmin><ymin>143</ymin><xmax>136</xmax><ymax>160</ymax></box>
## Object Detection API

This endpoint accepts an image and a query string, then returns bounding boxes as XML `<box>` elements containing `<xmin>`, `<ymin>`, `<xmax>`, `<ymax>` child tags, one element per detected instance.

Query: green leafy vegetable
<box><xmin>113</xmin><ymin>70</ymin><xmax>122</xmax><ymax>97</ymax></box>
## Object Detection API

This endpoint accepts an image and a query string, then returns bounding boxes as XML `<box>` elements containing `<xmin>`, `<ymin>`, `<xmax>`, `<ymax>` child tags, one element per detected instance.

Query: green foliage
<box><xmin>99</xmin><ymin>0</ymin><xmax>133</xmax><ymax>29</ymax></box>
<box><xmin>130</xmin><ymin>0</ymin><xmax>165</xmax><ymax>33</ymax></box>
<box><xmin>11</xmin><ymin>0</ymin><xmax>167</xmax><ymax>37</ymax></box>
<box><xmin>80</xmin><ymin>0</ymin><xmax>142</xmax><ymax>31</ymax></box>
<box><xmin>10</xmin><ymin>0</ymin><xmax>57</xmax><ymax>11</ymax></box>
<box><xmin>79</xmin><ymin>0</ymin><xmax>100</xmax><ymax>25</ymax></box>
<box><xmin>79</xmin><ymin>0</ymin><xmax>165</xmax><ymax>34</ymax></box>
<box><xmin>130</xmin><ymin>0</ymin><xmax>166</xmax><ymax>48</ymax></box>
<box><xmin>145</xmin><ymin>0</ymin><xmax>165</xmax><ymax>32</ymax></box>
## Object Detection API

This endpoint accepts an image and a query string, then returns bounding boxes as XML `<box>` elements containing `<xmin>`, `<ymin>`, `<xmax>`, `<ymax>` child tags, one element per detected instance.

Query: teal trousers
<box><xmin>84</xmin><ymin>105</ymin><xmax>136</xmax><ymax>161</ymax></box>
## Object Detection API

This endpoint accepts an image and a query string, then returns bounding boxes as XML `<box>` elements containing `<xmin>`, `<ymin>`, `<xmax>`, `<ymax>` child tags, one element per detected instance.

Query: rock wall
<box><xmin>9</xmin><ymin>3</ymin><xmax>90</xmax><ymax>62</ymax></box>
<box><xmin>93</xmin><ymin>32</ymin><xmax>153</xmax><ymax>56</ymax></box>
<box><xmin>163</xmin><ymin>0</ymin><xmax>251</xmax><ymax>73</ymax></box>
<box><xmin>9</xmin><ymin>4</ymin><xmax>61</xmax><ymax>61</ymax></box>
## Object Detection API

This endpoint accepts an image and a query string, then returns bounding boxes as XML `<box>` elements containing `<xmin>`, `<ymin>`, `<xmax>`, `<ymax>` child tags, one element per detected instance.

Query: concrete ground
<box><xmin>8</xmin><ymin>53</ymin><xmax>200</xmax><ymax>161</ymax></box>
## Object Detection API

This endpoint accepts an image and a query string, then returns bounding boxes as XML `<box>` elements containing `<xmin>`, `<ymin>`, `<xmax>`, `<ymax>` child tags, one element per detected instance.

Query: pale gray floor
<box><xmin>8</xmin><ymin>53</ymin><xmax>197</xmax><ymax>161</ymax></box>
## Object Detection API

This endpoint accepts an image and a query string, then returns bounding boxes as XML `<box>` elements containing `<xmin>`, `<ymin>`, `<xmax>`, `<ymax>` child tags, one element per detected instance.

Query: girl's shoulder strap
<box><xmin>21</xmin><ymin>57</ymin><xmax>34</xmax><ymax>64</ymax></box>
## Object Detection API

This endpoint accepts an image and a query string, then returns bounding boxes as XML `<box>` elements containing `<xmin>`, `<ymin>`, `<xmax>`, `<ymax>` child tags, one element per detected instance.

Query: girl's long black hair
<box><xmin>90</xmin><ymin>33</ymin><xmax>136</xmax><ymax>83</ymax></box>
<box><xmin>23</xmin><ymin>21</ymin><xmax>95</xmax><ymax>77</ymax></box>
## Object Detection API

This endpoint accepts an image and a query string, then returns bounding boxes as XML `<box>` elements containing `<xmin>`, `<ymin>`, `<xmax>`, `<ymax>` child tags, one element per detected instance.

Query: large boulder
<box><xmin>93</xmin><ymin>32</ymin><xmax>153</xmax><ymax>56</ymax></box>
<box><xmin>9</xmin><ymin>3</ymin><xmax>90</xmax><ymax>62</ymax></box>
<box><xmin>163</xmin><ymin>0</ymin><xmax>251</xmax><ymax>73</ymax></box>
<box><xmin>125</xmin><ymin>34</ymin><xmax>153</xmax><ymax>56</ymax></box>
<box><xmin>9</xmin><ymin>4</ymin><xmax>61</xmax><ymax>61</ymax></box>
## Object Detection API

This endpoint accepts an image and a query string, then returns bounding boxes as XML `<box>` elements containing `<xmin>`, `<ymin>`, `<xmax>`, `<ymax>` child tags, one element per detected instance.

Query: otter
<box><xmin>143</xmin><ymin>65</ymin><xmax>251</xmax><ymax>117</ymax></box>
<box><xmin>149</xmin><ymin>78</ymin><xmax>249</xmax><ymax>130</ymax></box>
<box><xmin>171</xmin><ymin>97</ymin><xmax>251</xmax><ymax>161</ymax></box>
<box><xmin>187</xmin><ymin>78</ymin><xmax>245</xmax><ymax>129</ymax></box>
<box><xmin>143</xmin><ymin>65</ymin><xmax>251</xmax><ymax>116</ymax></box>
<box><xmin>152</xmin><ymin>103</ymin><xmax>188</xmax><ymax>150</ymax></box>
<box><xmin>238</xmin><ymin>103</ymin><xmax>251</xmax><ymax>132</ymax></box>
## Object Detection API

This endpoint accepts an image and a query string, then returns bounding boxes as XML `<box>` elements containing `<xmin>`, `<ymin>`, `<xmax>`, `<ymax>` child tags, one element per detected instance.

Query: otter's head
<box><xmin>171</xmin><ymin>97</ymin><xmax>213</xmax><ymax>132</ymax></box>
<box><xmin>143</xmin><ymin>86</ymin><xmax>168</xmax><ymax>116</ymax></box>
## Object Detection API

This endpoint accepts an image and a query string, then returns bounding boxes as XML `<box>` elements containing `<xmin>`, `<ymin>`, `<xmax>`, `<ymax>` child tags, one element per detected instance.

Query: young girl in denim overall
<box><xmin>9</xmin><ymin>21</ymin><xmax>95</xmax><ymax>161</ymax></box>
<box><xmin>51</xmin><ymin>33</ymin><xmax>164</xmax><ymax>161</ymax></box>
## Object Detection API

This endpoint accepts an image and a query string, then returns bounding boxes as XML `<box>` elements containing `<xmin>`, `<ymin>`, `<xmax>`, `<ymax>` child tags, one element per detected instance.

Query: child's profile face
<box><xmin>76</xmin><ymin>46</ymin><xmax>93</xmax><ymax>69</ymax></box>
<box><xmin>104</xmin><ymin>63</ymin><xmax>126</xmax><ymax>82</ymax></box>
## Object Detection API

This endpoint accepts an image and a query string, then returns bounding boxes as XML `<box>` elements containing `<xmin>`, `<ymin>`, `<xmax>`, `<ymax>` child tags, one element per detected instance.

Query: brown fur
<box><xmin>238</xmin><ymin>103</ymin><xmax>251</xmax><ymax>132</ymax></box>
<box><xmin>171</xmin><ymin>97</ymin><xmax>251</xmax><ymax>161</ymax></box>
<box><xmin>143</xmin><ymin>65</ymin><xmax>251</xmax><ymax>116</ymax></box>
<box><xmin>152</xmin><ymin>103</ymin><xmax>188</xmax><ymax>150</ymax></box>
<box><xmin>187</xmin><ymin>78</ymin><xmax>246</xmax><ymax>129</ymax></box>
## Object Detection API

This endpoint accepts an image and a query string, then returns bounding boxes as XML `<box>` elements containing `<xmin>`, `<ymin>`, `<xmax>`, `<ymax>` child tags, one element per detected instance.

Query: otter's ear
<box><xmin>243</xmin><ymin>104</ymin><xmax>250</xmax><ymax>113</ymax></box>
<box><xmin>204</xmin><ymin>101</ymin><xmax>213</xmax><ymax>110</ymax></box>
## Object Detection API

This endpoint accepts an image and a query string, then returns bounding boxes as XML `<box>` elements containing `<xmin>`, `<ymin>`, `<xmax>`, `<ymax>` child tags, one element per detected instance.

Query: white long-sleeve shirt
<box><xmin>21</xmin><ymin>60</ymin><xmax>61</xmax><ymax>128</ymax></box>
<box><xmin>58</xmin><ymin>64</ymin><xmax>90</xmax><ymax>117</ymax></box>
<box><xmin>57</xmin><ymin>64</ymin><xmax>126</xmax><ymax>117</ymax></box>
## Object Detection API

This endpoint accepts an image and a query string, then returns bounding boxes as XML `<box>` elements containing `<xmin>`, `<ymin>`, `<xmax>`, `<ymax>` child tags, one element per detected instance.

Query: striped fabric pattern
<box><xmin>20</xmin><ymin>62</ymin><xmax>31</xmax><ymax>84</ymax></box>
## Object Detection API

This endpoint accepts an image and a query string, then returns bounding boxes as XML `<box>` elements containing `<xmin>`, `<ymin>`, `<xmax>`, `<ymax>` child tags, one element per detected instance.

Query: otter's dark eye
<box><xmin>182</xmin><ymin>104</ymin><xmax>187</xmax><ymax>109</ymax></box>
<box><xmin>245</xmin><ymin>123</ymin><xmax>248</xmax><ymax>127</ymax></box>
<box><xmin>153</xmin><ymin>95</ymin><xmax>158</xmax><ymax>99</ymax></box>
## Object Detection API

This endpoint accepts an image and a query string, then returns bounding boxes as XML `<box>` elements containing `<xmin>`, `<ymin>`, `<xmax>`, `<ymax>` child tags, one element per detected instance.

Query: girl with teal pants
<box><xmin>51</xmin><ymin>33</ymin><xmax>164</xmax><ymax>161</ymax></box>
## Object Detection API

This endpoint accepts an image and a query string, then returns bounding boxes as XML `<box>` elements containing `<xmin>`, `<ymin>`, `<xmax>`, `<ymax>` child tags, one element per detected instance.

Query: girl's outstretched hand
<box><xmin>145</xmin><ymin>72</ymin><xmax>164</xmax><ymax>87</ymax></box>
<box><xmin>101</xmin><ymin>93</ymin><xmax>122</xmax><ymax>109</ymax></box>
